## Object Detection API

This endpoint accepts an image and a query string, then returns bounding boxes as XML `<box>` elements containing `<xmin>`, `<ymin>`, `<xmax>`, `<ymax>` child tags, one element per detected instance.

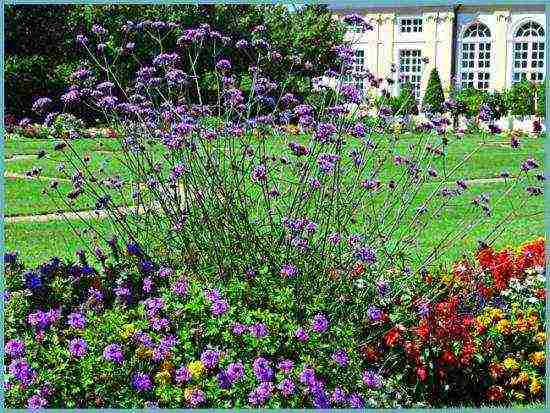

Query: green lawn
<box><xmin>4</xmin><ymin>131</ymin><xmax>543</xmax><ymax>267</ymax></box>
<box><xmin>5</xmin><ymin>219</ymin><xmax>116</xmax><ymax>265</ymax></box>
<box><xmin>4</xmin><ymin>177</ymin><xmax>133</xmax><ymax>217</ymax></box>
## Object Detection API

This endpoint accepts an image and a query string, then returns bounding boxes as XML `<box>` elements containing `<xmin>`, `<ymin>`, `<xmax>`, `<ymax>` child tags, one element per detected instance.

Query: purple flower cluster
<box><xmin>132</xmin><ymin>372</ymin><xmax>152</xmax><ymax>392</ymax></box>
<box><xmin>252</xmin><ymin>357</ymin><xmax>274</xmax><ymax>382</ymax></box>
<box><xmin>280</xmin><ymin>263</ymin><xmax>298</xmax><ymax>278</ymax></box>
<box><xmin>204</xmin><ymin>289</ymin><xmax>230</xmax><ymax>316</ymax></box>
<box><xmin>317</xmin><ymin>153</ymin><xmax>340</xmax><ymax>174</ymax></box>
<box><xmin>69</xmin><ymin>338</ymin><xmax>88</xmax><ymax>358</ymax></box>
<box><xmin>103</xmin><ymin>343</ymin><xmax>124</xmax><ymax>363</ymax></box>
<box><xmin>201</xmin><ymin>349</ymin><xmax>221</xmax><ymax>369</ymax></box>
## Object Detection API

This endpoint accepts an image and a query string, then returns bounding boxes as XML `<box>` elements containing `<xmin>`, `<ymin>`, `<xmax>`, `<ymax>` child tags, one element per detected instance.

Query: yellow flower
<box><xmin>529</xmin><ymin>378</ymin><xmax>541</xmax><ymax>395</ymax></box>
<box><xmin>135</xmin><ymin>345</ymin><xmax>154</xmax><ymax>359</ymax></box>
<box><xmin>513</xmin><ymin>391</ymin><xmax>525</xmax><ymax>401</ymax></box>
<box><xmin>476</xmin><ymin>315</ymin><xmax>490</xmax><ymax>326</ymax></box>
<box><xmin>187</xmin><ymin>360</ymin><xmax>205</xmax><ymax>378</ymax></box>
<box><xmin>528</xmin><ymin>351</ymin><xmax>545</xmax><ymax>367</ymax></box>
<box><xmin>490</xmin><ymin>308</ymin><xmax>504</xmax><ymax>321</ymax></box>
<box><xmin>119</xmin><ymin>323</ymin><xmax>136</xmax><ymax>339</ymax></box>
<box><xmin>441</xmin><ymin>273</ymin><xmax>456</xmax><ymax>285</ymax></box>
<box><xmin>534</xmin><ymin>332</ymin><xmax>545</xmax><ymax>346</ymax></box>
<box><xmin>495</xmin><ymin>319</ymin><xmax>511</xmax><ymax>335</ymax></box>
<box><xmin>503</xmin><ymin>357</ymin><xmax>519</xmax><ymax>371</ymax></box>
<box><xmin>392</xmin><ymin>123</ymin><xmax>403</xmax><ymax>134</ymax></box>
<box><xmin>155</xmin><ymin>370</ymin><xmax>171</xmax><ymax>385</ymax></box>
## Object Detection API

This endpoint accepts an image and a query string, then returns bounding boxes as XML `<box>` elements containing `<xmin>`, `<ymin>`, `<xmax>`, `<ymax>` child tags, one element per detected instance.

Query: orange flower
<box><xmin>350</xmin><ymin>262</ymin><xmax>365</xmax><ymax>278</ymax></box>
<box><xmin>528</xmin><ymin>351</ymin><xmax>545</xmax><ymax>367</ymax></box>
<box><xmin>514</xmin><ymin>317</ymin><xmax>529</xmax><ymax>332</ymax></box>
<box><xmin>489</xmin><ymin>362</ymin><xmax>505</xmax><ymax>380</ymax></box>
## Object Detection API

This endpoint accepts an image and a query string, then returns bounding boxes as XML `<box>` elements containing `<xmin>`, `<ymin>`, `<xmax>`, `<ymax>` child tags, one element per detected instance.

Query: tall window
<box><xmin>343</xmin><ymin>49</ymin><xmax>365</xmax><ymax>91</ymax></box>
<box><xmin>400</xmin><ymin>17</ymin><xmax>423</xmax><ymax>33</ymax></box>
<box><xmin>512</xmin><ymin>21</ymin><xmax>545</xmax><ymax>83</ymax></box>
<box><xmin>399</xmin><ymin>49</ymin><xmax>423</xmax><ymax>98</ymax></box>
<box><xmin>459</xmin><ymin>22</ymin><xmax>491</xmax><ymax>89</ymax></box>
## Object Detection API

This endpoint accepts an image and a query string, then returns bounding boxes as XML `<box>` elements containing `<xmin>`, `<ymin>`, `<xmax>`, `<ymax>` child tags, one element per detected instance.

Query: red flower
<box><xmin>486</xmin><ymin>385</ymin><xmax>504</xmax><ymax>401</ymax></box>
<box><xmin>416</xmin><ymin>365</ymin><xmax>428</xmax><ymax>382</ymax></box>
<box><xmin>518</xmin><ymin>237</ymin><xmax>545</xmax><ymax>268</ymax></box>
<box><xmin>384</xmin><ymin>327</ymin><xmax>401</xmax><ymax>347</ymax></box>
<box><xmin>440</xmin><ymin>349</ymin><xmax>456</xmax><ymax>365</ymax></box>
<box><xmin>415</xmin><ymin>320</ymin><xmax>430</xmax><ymax>341</ymax></box>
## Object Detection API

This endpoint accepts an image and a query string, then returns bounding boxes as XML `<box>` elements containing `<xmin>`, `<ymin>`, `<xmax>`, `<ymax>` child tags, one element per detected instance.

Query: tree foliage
<box><xmin>5</xmin><ymin>4</ymin><xmax>345</xmax><ymax>119</ymax></box>
<box><xmin>422</xmin><ymin>68</ymin><xmax>445</xmax><ymax>114</ymax></box>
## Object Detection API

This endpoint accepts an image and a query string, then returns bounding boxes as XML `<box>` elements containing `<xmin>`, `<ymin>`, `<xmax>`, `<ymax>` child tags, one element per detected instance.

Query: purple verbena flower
<box><xmin>103</xmin><ymin>343</ymin><xmax>124</xmax><ymax>363</ymax></box>
<box><xmin>277</xmin><ymin>378</ymin><xmax>295</xmax><ymax>397</ymax></box>
<box><xmin>294</xmin><ymin>327</ymin><xmax>309</xmax><ymax>342</ymax></box>
<box><xmin>252</xmin><ymin>357</ymin><xmax>274</xmax><ymax>382</ymax></box>
<box><xmin>280</xmin><ymin>263</ymin><xmax>298</xmax><ymax>278</ymax></box>
<box><xmin>200</xmin><ymin>349</ymin><xmax>220</xmax><ymax>369</ymax></box>
<box><xmin>5</xmin><ymin>339</ymin><xmax>25</xmax><ymax>358</ymax></box>
<box><xmin>250</xmin><ymin>322</ymin><xmax>268</xmax><ymax>338</ymax></box>
<box><xmin>311</xmin><ymin>313</ymin><xmax>329</xmax><ymax>333</ymax></box>
<box><xmin>132</xmin><ymin>372</ymin><xmax>152</xmax><ymax>392</ymax></box>
<box><xmin>332</xmin><ymin>349</ymin><xmax>349</xmax><ymax>366</ymax></box>
<box><xmin>67</xmin><ymin>312</ymin><xmax>86</xmax><ymax>329</ymax></box>
<box><xmin>68</xmin><ymin>338</ymin><xmax>87</xmax><ymax>358</ymax></box>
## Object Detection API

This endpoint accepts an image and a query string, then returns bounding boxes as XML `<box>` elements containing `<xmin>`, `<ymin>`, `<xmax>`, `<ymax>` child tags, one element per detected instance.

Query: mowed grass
<box><xmin>5</xmin><ymin>219</ymin><xmax>116</xmax><ymax>266</ymax></box>
<box><xmin>4</xmin><ymin>131</ymin><xmax>543</xmax><ymax>267</ymax></box>
<box><xmin>4</xmin><ymin>177</ymin><xmax>133</xmax><ymax>217</ymax></box>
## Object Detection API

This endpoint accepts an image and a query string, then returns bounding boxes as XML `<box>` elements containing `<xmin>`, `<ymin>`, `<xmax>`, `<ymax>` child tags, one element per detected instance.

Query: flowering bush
<box><xmin>4</xmin><ymin>15</ymin><xmax>544</xmax><ymax>408</ymax></box>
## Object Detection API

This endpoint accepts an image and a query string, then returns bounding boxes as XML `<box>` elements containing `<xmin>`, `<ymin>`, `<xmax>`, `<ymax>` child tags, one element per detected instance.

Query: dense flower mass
<box><xmin>4</xmin><ymin>237</ymin><xmax>545</xmax><ymax>408</ymax></box>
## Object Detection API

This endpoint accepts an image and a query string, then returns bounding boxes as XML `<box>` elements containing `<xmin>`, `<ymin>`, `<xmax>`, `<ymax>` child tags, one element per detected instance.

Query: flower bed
<box><xmin>4</xmin><ymin>238</ymin><xmax>545</xmax><ymax>408</ymax></box>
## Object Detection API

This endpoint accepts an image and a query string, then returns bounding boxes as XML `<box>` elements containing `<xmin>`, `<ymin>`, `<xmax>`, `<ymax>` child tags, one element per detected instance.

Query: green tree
<box><xmin>5</xmin><ymin>4</ymin><xmax>345</xmax><ymax>119</ymax></box>
<box><xmin>422</xmin><ymin>68</ymin><xmax>445</xmax><ymax>113</ymax></box>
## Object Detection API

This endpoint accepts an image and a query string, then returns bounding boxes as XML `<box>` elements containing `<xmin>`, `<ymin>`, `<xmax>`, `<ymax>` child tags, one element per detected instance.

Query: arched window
<box><xmin>459</xmin><ymin>22</ymin><xmax>492</xmax><ymax>89</ymax></box>
<box><xmin>512</xmin><ymin>21</ymin><xmax>545</xmax><ymax>83</ymax></box>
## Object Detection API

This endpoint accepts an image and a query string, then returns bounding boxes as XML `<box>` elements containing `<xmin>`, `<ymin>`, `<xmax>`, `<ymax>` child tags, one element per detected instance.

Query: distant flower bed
<box><xmin>4</xmin><ymin>238</ymin><xmax>545</xmax><ymax>408</ymax></box>
<box><xmin>5</xmin><ymin>113</ymin><xmax>118</xmax><ymax>140</ymax></box>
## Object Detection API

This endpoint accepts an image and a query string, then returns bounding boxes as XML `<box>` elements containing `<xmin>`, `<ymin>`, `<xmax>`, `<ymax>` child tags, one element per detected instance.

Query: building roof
<box><xmin>329</xmin><ymin>0</ymin><xmax>548</xmax><ymax>9</ymax></box>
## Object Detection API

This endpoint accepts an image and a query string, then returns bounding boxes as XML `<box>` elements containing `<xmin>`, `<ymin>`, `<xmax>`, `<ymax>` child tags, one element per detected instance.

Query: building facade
<box><xmin>332</xmin><ymin>4</ymin><xmax>546</xmax><ymax>99</ymax></box>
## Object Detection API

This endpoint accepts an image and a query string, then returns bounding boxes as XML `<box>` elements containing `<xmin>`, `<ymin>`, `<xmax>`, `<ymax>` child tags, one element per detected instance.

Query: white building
<box><xmin>331</xmin><ymin>2</ymin><xmax>547</xmax><ymax>99</ymax></box>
